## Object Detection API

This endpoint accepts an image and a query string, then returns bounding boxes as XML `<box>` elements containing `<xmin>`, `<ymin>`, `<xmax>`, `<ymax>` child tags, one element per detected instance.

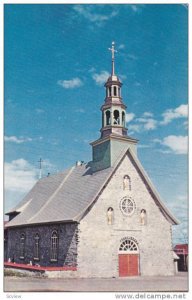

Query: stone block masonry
<box><xmin>6</xmin><ymin>222</ymin><xmax>78</xmax><ymax>267</ymax></box>
<box><xmin>78</xmin><ymin>153</ymin><xmax>175</xmax><ymax>278</ymax></box>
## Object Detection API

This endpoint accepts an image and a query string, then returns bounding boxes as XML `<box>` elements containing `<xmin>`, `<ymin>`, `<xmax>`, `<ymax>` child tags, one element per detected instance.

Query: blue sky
<box><xmin>4</xmin><ymin>4</ymin><xmax>188</xmax><ymax>244</ymax></box>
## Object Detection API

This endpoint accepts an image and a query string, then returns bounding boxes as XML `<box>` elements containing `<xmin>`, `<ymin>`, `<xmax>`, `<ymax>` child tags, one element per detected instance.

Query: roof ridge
<box><xmin>27</xmin><ymin>166</ymin><xmax>75</xmax><ymax>223</ymax></box>
<box><xmin>75</xmin><ymin>148</ymin><xmax>179</xmax><ymax>225</ymax></box>
<box><xmin>127</xmin><ymin>148</ymin><xmax>180</xmax><ymax>225</ymax></box>
<box><xmin>73</xmin><ymin>148</ymin><xmax>130</xmax><ymax>221</ymax></box>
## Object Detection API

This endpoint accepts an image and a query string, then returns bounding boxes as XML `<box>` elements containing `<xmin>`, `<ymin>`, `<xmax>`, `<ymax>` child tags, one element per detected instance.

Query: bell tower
<box><xmin>90</xmin><ymin>42</ymin><xmax>138</xmax><ymax>172</ymax></box>
<box><xmin>101</xmin><ymin>41</ymin><xmax>127</xmax><ymax>138</ymax></box>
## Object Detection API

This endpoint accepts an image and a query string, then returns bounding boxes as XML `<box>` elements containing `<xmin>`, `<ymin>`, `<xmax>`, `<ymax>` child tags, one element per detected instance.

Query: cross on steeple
<box><xmin>108</xmin><ymin>41</ymin><xmax>117</xmax><ymax>75</ymax></box>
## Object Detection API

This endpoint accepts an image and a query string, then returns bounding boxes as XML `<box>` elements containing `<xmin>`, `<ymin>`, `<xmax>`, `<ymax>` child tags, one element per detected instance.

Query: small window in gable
<box><xmin>107</xmin><ymin>207</ymin><xmax>114</xmax><ymax>225</ymax></box>
<box><xmin>123</xmin><ymin>175</ymin><xmax>131</xmax><ymax>191</ymax></box>
<box><xmin>140</xmin><ymin>209</ymin><xmax>147</xmax><ymax>225</ymax></box>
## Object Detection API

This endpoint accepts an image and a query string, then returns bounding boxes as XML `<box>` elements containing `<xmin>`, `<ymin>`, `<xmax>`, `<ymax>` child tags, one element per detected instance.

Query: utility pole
<box><xmin>38</xmin><ymin>158</ymin><xmax>43</xmax><ymax>179</ymax></box>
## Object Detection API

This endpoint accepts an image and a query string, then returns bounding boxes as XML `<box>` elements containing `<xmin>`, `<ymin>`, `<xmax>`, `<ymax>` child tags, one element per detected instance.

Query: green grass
<box><xmin>4</xmin><ymin>269</ymin><xmax>29</xmax><ymax>277</ymax></box>
<box><xmin>4</xmin><ymin>268</ymin><xmax>47</xmax><ymax>278</ymax></box>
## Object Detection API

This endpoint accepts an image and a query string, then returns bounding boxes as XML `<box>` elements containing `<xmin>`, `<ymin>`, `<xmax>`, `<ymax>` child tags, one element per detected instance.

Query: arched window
<box><xmin>20</xmin><ymin>233</ymin><xmax>25</xmax><ymax>259</ymax></box>
<box><xmin>114</xmin><ymin>86</ymin><xmax>117</xmax><ymax>96</ymax></box>
<box><xmin>123</xmin><ymin>175</ymin><xmax>131</xmax><ymax>190</ymax></box>
<box><xmin>34</xmin><ymin>233</ymin><xmax>40</xmax><ymax>260</ymax></box>
<box><xmin>122</xmin><ymin>111</ymin><xmax>125</xmax><ymax>127</ymax></box>
<box><xmin>107</xmin><ymin>207</ymin><xmax>114</xmax><ymax>225</ymax></box>
<box><xmin>140</xmin><ymin>209</ymin><xmax>147</xmax><ymax>225</ymax></box>
<box><xmin>113</xmin><ymin>110</ymin><xmax>120</xmax><ymax>125</ymax></box>
<box><xmin>118</xmin><ymin>87</ymin><xmax>120</xmax><ymax>97</ymax></box>
<box><xmin>109</xmin><ymin>87</ymin><xmax>112</xmax><ymax>97</ymax></box>
<box><xmin>106</xmin><ymin>110</ymin><xmax>111</xmax><ymax>125</ymax></box>
<box><xmin>119</xmin><ymin>238</ymin><xmax>139</xmax><ymax>253</ymax></box>
<box><xmin>50</xmin><ymin>231</ymin><xmax>58</xmax><ymax>261</ymax></box>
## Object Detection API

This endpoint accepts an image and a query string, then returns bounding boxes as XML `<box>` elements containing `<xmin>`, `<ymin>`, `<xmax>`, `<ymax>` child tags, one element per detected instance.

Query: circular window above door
<box><xmin>120</xmin><ymin>197</ymin><xmax>136</xmax><ymax>216</ymax></box>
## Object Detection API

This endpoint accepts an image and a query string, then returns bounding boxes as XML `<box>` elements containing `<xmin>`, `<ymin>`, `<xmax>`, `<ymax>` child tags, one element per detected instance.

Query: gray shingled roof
<box><xmin>5</xmin><ymin>148</ymin><xmax>179</xmax><ymax>227</ymax></box>
<box><xmin>6</xmin><ymin>163</ymin><xmax>113</xmax><ymax>227</ymax></box>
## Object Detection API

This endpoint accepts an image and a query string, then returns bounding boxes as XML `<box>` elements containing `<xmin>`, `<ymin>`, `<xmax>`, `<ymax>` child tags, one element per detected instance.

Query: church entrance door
<box><xmin>118</xmin><ymin>237</ymin><xmax>139</xmax><ymax>277</ymax></box>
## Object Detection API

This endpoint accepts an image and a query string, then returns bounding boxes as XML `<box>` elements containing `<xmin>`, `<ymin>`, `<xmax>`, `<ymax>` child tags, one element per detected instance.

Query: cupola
<box><xmin>101</xmin><ymin>41</ymin><xmax>127</xmax><ymax>138</ymax></box>
<box><xmin>90</xmin><ymin>42</ymin><xmax>138</xmax><ymax>172</ymax></box>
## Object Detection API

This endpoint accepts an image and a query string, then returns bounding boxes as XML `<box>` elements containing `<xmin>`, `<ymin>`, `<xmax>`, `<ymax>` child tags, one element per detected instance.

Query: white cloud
<box><xmin>129</xmin><ymin>4</ymin><xmax>145</xmax><ymax>13</ymax></box>
<box><xmin>88</xmin><ymin>67</ymin><xmax>96</xmax><ymax>73</ymax></box>
<box><xmin>157</xmin><ymin>149</ymin><xmax>172</xmax><ymax>154</ymax></box>
<box><xmin>155</xmin><ymin>135</ymin><xmax>188</xmax><ymax>155</ymax></box>
<box><xmin>153</xmin><ymin>138</ymin><xmax>161</xmax><ymax>143</ymax></box>
<box><xmin>128</xmin><ymin>124</ymin><xmax>141</xmax><ymax>133</ymax></box>
<box><xmin>144</xmin><ymin>118</ymin><xmax>157</xmax><ymax>130</ymax></box>
<box><xmin>57</xmin><ymin>78</ymin><xmax>83</xmax><ymax>89</ymax></box>
<box><xmin>126</xmin><ymin>113</ymin><xmax>135</xmax><ymax>123</ymax></box>
<box><xmin>119</xmin><ymin>74</ymin><xmax>127</xmax><ymax>81</ymax></box>
<box><xmin>5</xmin><ymin>136</ymin><xmax>32</xmax><ymax>144</ymax></box>
<box><xmin>134</xmin><ymin>81</ymin><xmax>141</xmax><ymax>87</ymax></box>
<box><xmin>137</xmin><ymin>144</ymin><xmax>150</xmax><ymax>149</ymax></box>
<box><xmin>143</xmin><ymin>112</ymin><xmax>153</xmax><ymax>117</ymax></box>
<box><xmin>136</xmin><ymin>118</ymin><xmax>146</xmax><ymax>123</ymax></box>
<box><xmin>177</xmin><ymin>195</ymin><xmax>187</xmax><ymax>201</ymax></box>
<box><xmin>92</xmin><ymin>71</ymin><xmax>110</xmax><ymax>85</ymax></box>
<box><xmin>128</xmin><ymin>112</ymin><xmax>157</xmax><ymax>133</ymax></box>
<box><xmin>162</xmin><ymin>135</ymin><xmax>188</xmax><ymax>154</ymax></box>
<box><xmin>5</xmin><ymin>159</ymin><xmax>37</xmax><ymax>193</ymax></box>
<box><xmin>130</xmin><ymin>5</ymin><xmax>138</xmax><ymax>12</ymax></box>
<box><xmin>35</xmin><ymin>108</ymin><xmax>45</xmax><ymax>114</ymax></box>
<box><xmin>118</xmin><ymin>44</ymin><xmax>125</xmax><ymax>49</ymax></box>
<box><xmin>73</xmin><ymin>5</ymin><xmax>118</xmax><ymax>27</ymax></box>
<box><xmin>127</xmin><ymin>53</ymin><xmax>138</xmax><ymax>60</ymax></box>
<box><xmin>161</xmin><ymin>104</ymin><xmax>188</xmax><ymax>125</ymax></box>
<box><xmin>136</xmin><ymin>117</ymin><xmax>157</xmax><ymax>130</ymax></box>
<box><xmin>4</xmin><ymin>159</ymin><xmax>57</xmax><ymax>212</ymax></box>
<box><xmin>75</xmin><ymin>108</ymin><xmax>85</xmax><ymax>113</ymax></box>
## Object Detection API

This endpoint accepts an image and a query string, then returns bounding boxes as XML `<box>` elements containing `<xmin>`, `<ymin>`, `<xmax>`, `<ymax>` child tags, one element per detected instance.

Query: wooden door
<box><xmin>119</xmin><ymin>254</ymin><xmax>139</xmax><ymax>277</ymax></box>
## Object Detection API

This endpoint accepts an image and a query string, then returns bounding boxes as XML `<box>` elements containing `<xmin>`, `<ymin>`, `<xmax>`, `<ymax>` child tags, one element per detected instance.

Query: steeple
<box><xmin>108</xmin><ymin>41</ymin><xmax>117</xmax><ymax>76</ymax></box>
<box><xmin>101</xmin><ymin>41</ymin><xmax>127</xmax><ymax>138</ymax></box>
<box><xmin>90</xmin><ymin>42</ymin><xmax>138</xmax><ymax>172</ymax></box>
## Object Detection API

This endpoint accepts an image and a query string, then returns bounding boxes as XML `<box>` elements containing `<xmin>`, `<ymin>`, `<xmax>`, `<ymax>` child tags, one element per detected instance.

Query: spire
<box><xmin>90</xmin><ymin>42</ymin><xmax>138</xmax><ymax>173</ymax></box>
<box><xmin>99</xmin><ymin>42</ymin><xmax>127</xmax><ymax>139</ymax></box>
<box><xmin>108</xmin><ymin>41</ymin><xmax>117</xmax><ymax>76</ymax></box>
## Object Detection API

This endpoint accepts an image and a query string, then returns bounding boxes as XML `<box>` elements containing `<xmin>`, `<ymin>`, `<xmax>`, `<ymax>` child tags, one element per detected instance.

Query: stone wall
<box><xmin>4</xmin><ymin>229</ymin><xmax>8</xmax><ymax>261</ymax></box>
<box><xmin>77</xmin><ymin>152</ymin><xmax>175</xmax><ymax>277</ymax></box>
<box><xmin>7</xmin><ymin>222</ymin><xmax>78</xmax><ymax>267</ymax></box>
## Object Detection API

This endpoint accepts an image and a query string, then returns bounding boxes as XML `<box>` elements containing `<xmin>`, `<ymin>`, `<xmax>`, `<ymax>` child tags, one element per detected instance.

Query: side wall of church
<box><xmin>7</xmin><ymin>223</ymin><xmax>78</xmax><ymax>267</ymax></box>
<box><xmin>77</xmin><ymin>153</ymin><xmax>175</xmax><ymax>277</ymax></box>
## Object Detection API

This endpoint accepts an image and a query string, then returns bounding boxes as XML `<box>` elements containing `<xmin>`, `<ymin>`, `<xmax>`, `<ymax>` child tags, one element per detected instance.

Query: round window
<box><xmin>120</xmin><ymin>197</ymin><xmax>136</xmax><ymax>216</ymax></box>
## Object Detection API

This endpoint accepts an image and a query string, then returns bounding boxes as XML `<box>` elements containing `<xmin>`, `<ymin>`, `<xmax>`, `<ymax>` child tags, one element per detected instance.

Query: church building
<box><xmin>5</xmin><ymin>42</ymin><xmax>179</xmax><ymax>278</ymax></box>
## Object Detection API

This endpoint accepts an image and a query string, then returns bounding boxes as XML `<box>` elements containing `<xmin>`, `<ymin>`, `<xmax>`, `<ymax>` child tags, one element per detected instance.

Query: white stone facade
<box><xmin>77</xmin><ymin>153</ymin><xmax>175</xmax><ymax>278</ymax></box>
